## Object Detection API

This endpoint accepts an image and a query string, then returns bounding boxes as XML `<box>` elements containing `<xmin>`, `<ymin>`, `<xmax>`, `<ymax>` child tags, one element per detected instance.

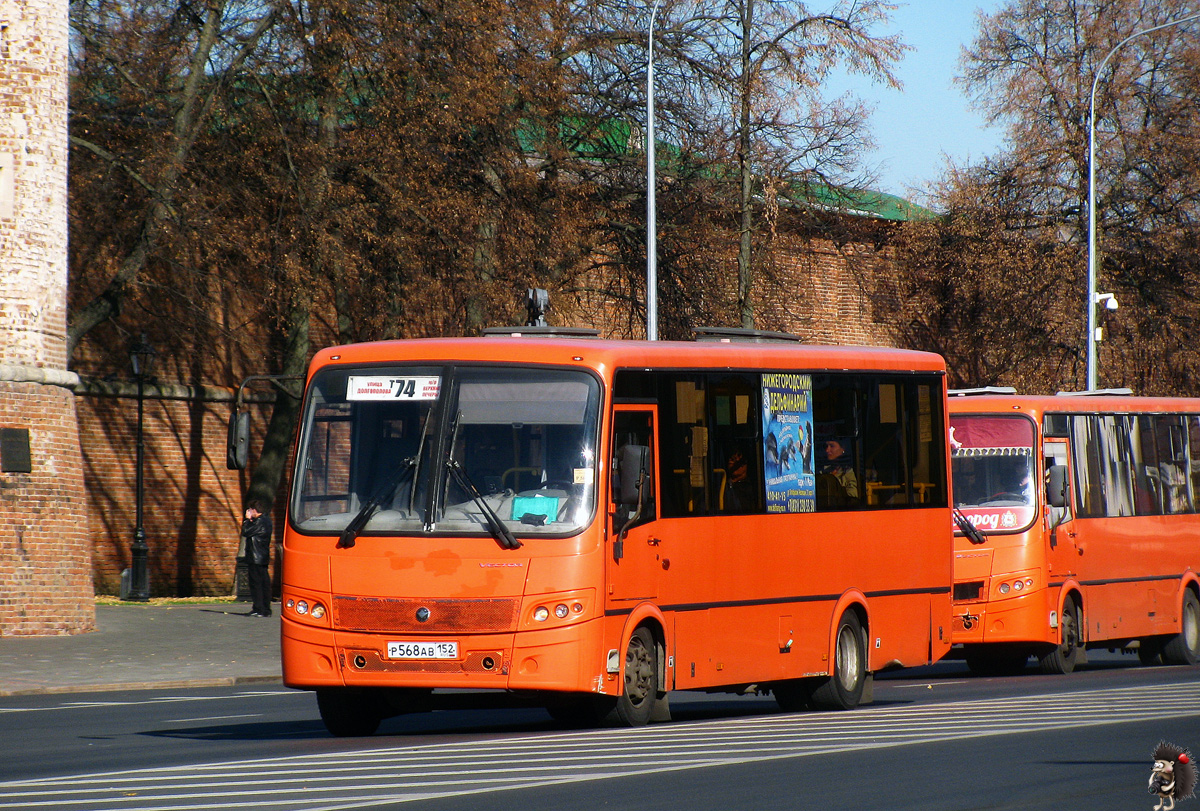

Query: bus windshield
<box><xmin>291</xmin><ymin>364</ymin><xmax>601</xmax><ymax>539</ymax></box>
<box><xmin>950</xmin><ymin>413</ymin><xmax>1037</xmax><ymax>532</ymax></box>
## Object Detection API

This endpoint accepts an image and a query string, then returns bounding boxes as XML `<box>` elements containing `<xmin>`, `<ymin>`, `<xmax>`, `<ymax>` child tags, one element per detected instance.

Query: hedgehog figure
<box><xmin>1150</xmin><ymin>741</ymin><xmax>1197</xmax><ymax>811</ymax></box>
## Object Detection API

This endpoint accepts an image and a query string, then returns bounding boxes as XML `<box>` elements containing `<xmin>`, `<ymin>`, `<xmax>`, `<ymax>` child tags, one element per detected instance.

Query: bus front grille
<box><xmin>333</xmin><ymin>595</ymin><xmax>521</xmax><ymax>633</ymax></box>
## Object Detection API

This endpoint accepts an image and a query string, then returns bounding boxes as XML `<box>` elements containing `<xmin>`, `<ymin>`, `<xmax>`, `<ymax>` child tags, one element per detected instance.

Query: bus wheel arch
<box><xmin>810</xmin><ymin>603</ymin><xmax>868</xmax><ymax>711</ymax></box>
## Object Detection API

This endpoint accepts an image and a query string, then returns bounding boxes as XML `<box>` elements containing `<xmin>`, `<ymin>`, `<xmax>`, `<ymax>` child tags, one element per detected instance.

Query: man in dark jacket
<box><xmin>241</xmin><ymin>499</ymin><xmax>273</xmax><ymax>617</ymax></box>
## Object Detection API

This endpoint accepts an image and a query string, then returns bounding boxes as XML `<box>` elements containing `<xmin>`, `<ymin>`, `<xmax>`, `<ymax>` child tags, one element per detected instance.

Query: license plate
<box><xmin>386</xmin><ymin>641</ymin><xmax>458</xmax><ymax>660</ymax></box>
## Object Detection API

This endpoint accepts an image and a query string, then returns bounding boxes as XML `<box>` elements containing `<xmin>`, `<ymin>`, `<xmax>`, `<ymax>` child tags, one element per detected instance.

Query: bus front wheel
<box><xmin>316</xmin><ymin>687</ymin><xmax>383</xmax><ymax>737</ymax></box>
<box><xmin>773</xmin><ymin>678</ymin><xmax>817</xmax><ymax>712</ymax></box>
<box><xmin>810</xmin><ymin>611</ymin><xmax>866</xmax><ymax>711</ymax></box>
<box><xmin>1163</xmin><ymin>590</ymin><xmax>1200</xmax><ymax>666</ymax></box>
<box><xmin>1038</xmin><ymin>596</ymin><xmax>1081</xmax><ymax>674</ymax></box>
<box><xmin>614</xmin><ymin>626</ymin><xmax>659</xmax><ymax>726</ymax></box>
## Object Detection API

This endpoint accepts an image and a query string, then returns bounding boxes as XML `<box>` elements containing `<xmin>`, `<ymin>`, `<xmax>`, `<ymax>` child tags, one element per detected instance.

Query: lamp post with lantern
<box><xmin>126</xmin><ymin>334</ymin><xmax>157</xmax><ymax>601</ymax></box>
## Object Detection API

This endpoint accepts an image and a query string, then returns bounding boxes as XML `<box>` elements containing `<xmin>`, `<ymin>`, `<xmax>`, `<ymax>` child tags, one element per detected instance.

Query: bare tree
<box><xmin>671</xmin><ymin>0</ymin><xmax>905</xmax><ymax>327</ymax></box>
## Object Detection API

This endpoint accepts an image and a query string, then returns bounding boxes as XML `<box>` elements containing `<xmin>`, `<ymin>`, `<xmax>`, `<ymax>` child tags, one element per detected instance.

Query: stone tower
<box><xmin>0</xmin><ymin>0</ymin><xmax>95</xmax><ymax>634</ymax></box>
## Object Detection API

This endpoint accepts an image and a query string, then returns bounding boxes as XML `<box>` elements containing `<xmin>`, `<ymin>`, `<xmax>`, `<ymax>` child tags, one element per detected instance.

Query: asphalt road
<box><xmin>1</xmin><ymin>654</ymin><xmax>1197</xmax><ymax>811</ymax></box>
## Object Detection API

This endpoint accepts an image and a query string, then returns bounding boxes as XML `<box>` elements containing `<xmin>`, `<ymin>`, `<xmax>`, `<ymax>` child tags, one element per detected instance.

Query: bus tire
<box><xmin>772</xmin><ymin>678</ymin><xmax>817</xmax><ymax>713</ymax></box>
<box><xmin>1163</xmin><ymin>590</ymin><xmax>1200</xmax><ymax>666</ymax></box>
<box><xmin>810</xmin><ymin>610</ymin><xmax>866</xmax><ymax>711</ymax></box>
<box><xmin>964</xmin><ymin>643</ymin><xmax>1029</xmax><ymax>675</ymax></box>
<box><xmin>1038</xmin><ymin>596</ymin><xmax>1081</xmax><ymax>674</ymax></box>
<box><xmin>1137</xmin><ymin>638</ymin><xmax>1164</xmax><ymax>665</ymax></box>
<box><xmin>316</xmin><ymin>687</ymin><xmax>383</xmax><ymax>737</ymax></box>
<box><xmin>546</xmin><ymin>695</ymin><xmax>615</xmax><ymax>728</ymax></box>
<box><xmin>614</xmin><ymin>626</ymin><xmax>658</xmax><ymax>726</ymax></box>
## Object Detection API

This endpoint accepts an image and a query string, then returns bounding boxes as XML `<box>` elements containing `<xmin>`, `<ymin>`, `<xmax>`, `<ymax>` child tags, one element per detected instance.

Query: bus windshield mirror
<box><xmin>1046</xmin><ymin>465</ymin><xmax>1067</xmax><ymax>509</ymax></box>
<box><xmin>617</xmin><ymin>445</ymin><xmax>649</xmax><ymax>507</ymax></box>
<box><xmin>447</xmin><ymin>459</ymin><xmax>522</xmax><ymax>550</ymax></box>
<box><xmin>953</xmin><ymin>507</ymin><xmax>988</xmax><ymax>545</ymax></box>
<box><xmin>337</xmin><ymin>456</ymin><xmax>418</xmax><ymax>549</ymax></box>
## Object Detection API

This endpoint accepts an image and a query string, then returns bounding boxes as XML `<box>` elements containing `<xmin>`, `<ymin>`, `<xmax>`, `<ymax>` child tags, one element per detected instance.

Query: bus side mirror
<box><xmin>616</xmin><ymin>445</ymin><xmax>650</xmax><ymax>507</ymax></box>
<box><xmin>1046</xmin><ymin>464</ymin><xmax>1067</xmax><ymax>508</ymax></box>
<box><xmin>227</xmin><ymin>410</ymin><xmax>250</xmax><ymax>470</ymax></box>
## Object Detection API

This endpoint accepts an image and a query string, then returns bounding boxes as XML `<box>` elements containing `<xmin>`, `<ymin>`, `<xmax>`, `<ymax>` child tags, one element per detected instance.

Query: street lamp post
<box><xmin>646</xmin><ymin>0</ymin><xmax>663</xmax><ymax>341</ymax></box>
<box><xmin>127</xmin><ymin>334</ymin><xmax>157</xmax><ymax>601</ymax></box>
<box><xmin>1086</xmin><ymin>12</ymin><xmax>1200</xmax><ymax>390</ymax></box>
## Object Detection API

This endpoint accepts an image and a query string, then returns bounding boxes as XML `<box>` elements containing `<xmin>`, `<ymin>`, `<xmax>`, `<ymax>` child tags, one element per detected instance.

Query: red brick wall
<box><xmin>763</xmin><ymin>233</ymin><xmax>897</xmax><ymax>346</ymax></box>
<box><xmin>77</xmin><ymin>382</ymin><xmax>284</xmax><ymax>597</ymax></box>
<box><xmin>0</xmin><ymin>380</ymin><xmax>95</xmax><ymax>635</ymax></box>
<box><xmin>561</xmin><ymin>229</ymin><xmax>899</xmax><ymax>346</ymax></box>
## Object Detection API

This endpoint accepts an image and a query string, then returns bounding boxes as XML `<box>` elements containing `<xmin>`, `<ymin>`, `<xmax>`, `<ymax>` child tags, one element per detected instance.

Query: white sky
<box><xmin>829</xmin><ymin>0</ymin><xmax>1008</xmax><ymax>200</ymax></box>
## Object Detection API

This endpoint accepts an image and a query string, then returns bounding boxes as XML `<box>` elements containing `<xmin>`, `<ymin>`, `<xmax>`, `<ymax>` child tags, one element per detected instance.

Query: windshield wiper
<box><xmin>447</xmin><ymin>459</ymin><xmax>521</xmax><ymax>550</ymax></box>
<box><xmin>338</xmin><ymin>456</ymin><xmax>418</xmax><ymax>549</ymax></box>
<box><xmin>953</xmin><ymin>507</ymin><xmax>988</xmax><ymax>545</ymax></box>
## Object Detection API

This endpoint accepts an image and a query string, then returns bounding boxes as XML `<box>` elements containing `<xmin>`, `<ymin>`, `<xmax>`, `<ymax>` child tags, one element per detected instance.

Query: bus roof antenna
<box><xmin>526</xmin><ymin>288</ymin><xmax>549</xmax><ymax>327</ymax></box>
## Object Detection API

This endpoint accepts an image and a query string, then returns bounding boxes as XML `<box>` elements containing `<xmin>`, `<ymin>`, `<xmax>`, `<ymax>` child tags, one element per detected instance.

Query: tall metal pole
<box><xmin>1086</xmin><ymin>12</ymin><xmax>1200</xmax><ymax>390</ymax></box>
<box><xmin>646</xmin><ymin>0</ymin><xmax>662</xmax><ymax>341</ymax></box>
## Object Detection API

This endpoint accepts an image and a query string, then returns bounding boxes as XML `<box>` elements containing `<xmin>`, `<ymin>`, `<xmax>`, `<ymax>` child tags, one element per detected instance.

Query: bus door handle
<box><xmin>647</xmin><ymin>536</ymin><xmax>663</xmax><ymax>546</ymax></box>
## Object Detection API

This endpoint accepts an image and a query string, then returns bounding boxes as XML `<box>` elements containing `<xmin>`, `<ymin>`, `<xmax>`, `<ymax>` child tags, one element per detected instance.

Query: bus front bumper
<box><xmin>282</xmin><ymin>615</ymin><xmax>608</xmax><ymax>694</ymax></box>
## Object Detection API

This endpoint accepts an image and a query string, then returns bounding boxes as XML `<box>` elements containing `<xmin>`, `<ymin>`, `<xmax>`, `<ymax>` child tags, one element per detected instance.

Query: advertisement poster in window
<box><xmin>761</xmin><ymin>373</ymin><xmax>815</xmax><ymax>512</ymax></box>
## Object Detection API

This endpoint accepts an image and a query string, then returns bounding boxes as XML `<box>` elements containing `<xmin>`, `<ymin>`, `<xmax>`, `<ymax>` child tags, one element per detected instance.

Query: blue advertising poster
<box><xmin>761</xmin><ymin>373</ymin><xmax>815</xmax><ymax>512</ymax></box>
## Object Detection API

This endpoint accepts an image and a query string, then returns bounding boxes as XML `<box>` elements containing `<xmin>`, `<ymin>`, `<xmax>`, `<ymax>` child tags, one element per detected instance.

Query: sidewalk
<box><xmin>0</xmin><ymin>601</ymin><xmax>282</xmax><ymax>696</ymax></box>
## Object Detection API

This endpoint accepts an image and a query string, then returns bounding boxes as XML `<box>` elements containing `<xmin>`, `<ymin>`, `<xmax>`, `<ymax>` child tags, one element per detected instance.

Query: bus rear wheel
<box><xmin>316</xmin><ymin>687</ymin><xmax>383</xmax><ymax>737</ymax></box>
<box><xmin>1038</xmin><ymin>596</ymin><xmax>1081</xmax><ymax>674</ymax></box>
<box><xmin>810</xmin><ymin>611</ymin><xmax>866</xmax><ymax>711</ymax></box>
<box><xmin>614</xmin><ymin>626</ymin><xmax>659</xmax><ymax>726</ymax></box>
<box><xmin>1163</xmin><ymin>591</ymin><xmax>1200</xmax><ymax>666</ymax></box>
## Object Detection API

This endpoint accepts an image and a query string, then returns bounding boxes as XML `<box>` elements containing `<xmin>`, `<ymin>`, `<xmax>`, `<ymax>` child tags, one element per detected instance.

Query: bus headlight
<box><xmin>999</xmin><ymin>583</ymin><xmax>1010</xmax><ymax>595</ymax></box>
<box><xmin>284</xmin><ymin>595</ymin><xmax>328</xmax><ymax>624</ymax></box>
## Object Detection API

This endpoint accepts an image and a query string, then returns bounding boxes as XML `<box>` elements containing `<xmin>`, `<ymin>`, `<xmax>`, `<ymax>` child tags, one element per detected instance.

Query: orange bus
<box><xmin>277</xmin><ymin>328</ymin><xmax>953</xmax><ymax>735</ymax></box>
<box><xmin>949</xmin><ymin>389</ymin><xmax>1200</xmax><ymax>674</ymax></box>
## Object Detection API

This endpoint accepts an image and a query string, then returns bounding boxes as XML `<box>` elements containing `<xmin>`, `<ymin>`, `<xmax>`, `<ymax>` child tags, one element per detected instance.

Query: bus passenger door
<box><xmin>607</xmin><ymin>407</ymin><xmax>662</xmax><ymax>605</ymax></box>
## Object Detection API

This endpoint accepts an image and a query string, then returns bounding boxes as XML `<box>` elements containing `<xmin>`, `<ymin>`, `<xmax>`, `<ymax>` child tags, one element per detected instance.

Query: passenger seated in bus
<box><xmin>723</xmin><ymin>447</ymin><xmax>756</xmax><ymax>511</ymax></box>
<box><xmin>819</xmin><ymin>438</ymin><xmax>859</xmax><ymax>505</ymax></box>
